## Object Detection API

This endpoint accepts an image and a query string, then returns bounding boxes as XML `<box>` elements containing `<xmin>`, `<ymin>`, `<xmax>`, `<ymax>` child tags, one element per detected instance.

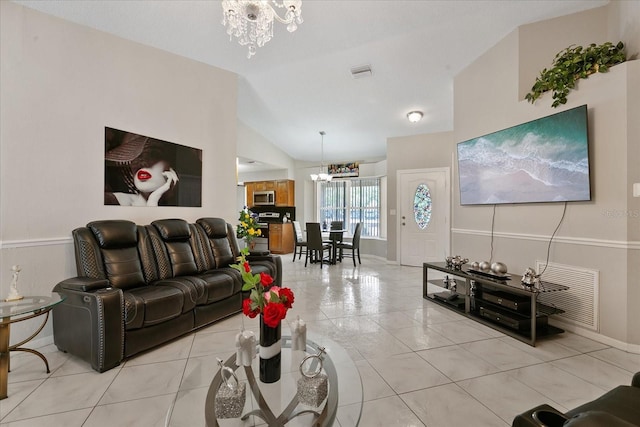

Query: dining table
<box><xmin>322</xmin><ymin>229</ymin><xmax>347</xmax><ymax>264</ymax></box>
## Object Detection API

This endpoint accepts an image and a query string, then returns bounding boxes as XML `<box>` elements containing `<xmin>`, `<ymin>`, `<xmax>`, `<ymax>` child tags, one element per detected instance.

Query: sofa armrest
<box><xmin>54</xmin><ymin>277</ymin><xmax>110</xmax><ymax>292</ymax></box>
<box><xmin>52</xmin><ymin>281</ymin><xmax>124</xmax><ymax>372</ymax></box>
<box><xmin>632</xmin><ymin>372</ymin><xmax>640</xmax><ymax>388</ymax></box>
<box><xmin>247</xmin><ymin>253</ymin><xmax>283</xmax><ymax>287</ymax></box>
<box><xmin>564</xmin><ymin>411</ymin><xmax>637</xmax><ymax>427</ymax></box>
<box><xmin>512</xmin><ymin>404</ymin><xmax>568</xmax><ymax>427</ymax></box>
<box><xmin>247</xmin><ymin>254</ymin><xmax>276</xmax><ymax>263</ymax></box>
<box><xmin>248</xmin><ymin>250</ymin><xmax>271</xmax><ymax>256</ymax></box>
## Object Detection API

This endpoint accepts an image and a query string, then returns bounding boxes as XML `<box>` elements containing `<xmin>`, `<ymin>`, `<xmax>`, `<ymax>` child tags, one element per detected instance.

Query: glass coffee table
<box><xmin>0</xmin><ymin>293</ymin><xmax>64</xmax><ymax>399</ymax></box>
<box><xmin>204</xmin><ymin>333</ymin><xmax>362</xmax><ymax>426</ymax></box>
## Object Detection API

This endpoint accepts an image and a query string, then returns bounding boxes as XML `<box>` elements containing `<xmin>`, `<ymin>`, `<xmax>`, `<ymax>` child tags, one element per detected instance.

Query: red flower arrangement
<box><xmin>231</xmin><ymin>248</ymin><xmax>294</xmax><ymax>328</ymax></box>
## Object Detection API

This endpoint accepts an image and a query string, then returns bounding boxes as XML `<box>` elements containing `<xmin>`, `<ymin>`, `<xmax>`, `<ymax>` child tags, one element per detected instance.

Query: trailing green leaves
<box><xmin>526</xmin><ymin>41</ymin><xmax>626</xmax><ymax>108</ymax></box>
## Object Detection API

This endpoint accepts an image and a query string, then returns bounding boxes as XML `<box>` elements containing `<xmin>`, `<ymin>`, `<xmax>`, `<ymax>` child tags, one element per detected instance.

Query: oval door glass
<box><xmin>414</xmin><ymin>183</ymin><xmax>432</xmax><ymax>229</ymax></box>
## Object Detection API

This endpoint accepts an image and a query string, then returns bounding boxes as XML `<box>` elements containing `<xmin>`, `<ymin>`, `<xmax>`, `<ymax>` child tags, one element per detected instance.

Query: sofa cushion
<box><xmin>152</xmin><ymin>219</ymin><xmax>191</xmax><ymax>241</ymax></box>
<box><xmin>197</xmin><ymin>217</ymin><xmax>228</xmax><ymax>239</ymax></box>
<box><xmin>88</xmin><ymin>220</ymin><xmax>138</xmax><ymax>249</ymax></box>
<box><xmin>85</xmin><ymin>220</ymin><xmax>146</xmax><ymax>289</ymax></box>
<box><xmin>148</xmin><ymin>220</ymin><xmax>199</xmax><ymax>278</ymax></box>
<box><xmin>101</xmin><ymin>247</ymin><xmax>146</xmax><ymax>290</ymax></box>
<box><xmin>154</xmin><ymin>276</ymin><xmax>207</xmax><ymax>310</ymax></box>
<box><xmin>198</xmin><ymin>271</ymin><xmax>239</xmax><ymax>303</ymax></box>
<box><xmin>197</xmin><ymin>218</ymin><xmax>235</xmax><ymax>268</ymax></box>
<box><xmin>123</xmin><ymin>285</ymin><xmax>185</xmax><ymax>330</ymax></box>
<box><xmin>190</xmin><ymin>223</ymin><xmax>216</xmax><ymax>272</ymax></box>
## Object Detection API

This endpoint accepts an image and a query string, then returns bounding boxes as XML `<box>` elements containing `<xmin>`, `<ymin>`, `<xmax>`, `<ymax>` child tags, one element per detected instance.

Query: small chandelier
<box><xmin>221</xmin><ymin>0</ymin><xmax>303</xmax><ymax>58</ymax></box>
<box><xmin>310</xmin><ymin>131</ymin><xmax>332</xmax><ymax>182</ymax></box>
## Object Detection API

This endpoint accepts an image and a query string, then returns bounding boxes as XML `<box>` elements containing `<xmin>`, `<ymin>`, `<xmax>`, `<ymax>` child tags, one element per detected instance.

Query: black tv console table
<box><xmin>423</xmin><ymin>262</ymin><xmax>569</xmax><ymax>346</ymax></box>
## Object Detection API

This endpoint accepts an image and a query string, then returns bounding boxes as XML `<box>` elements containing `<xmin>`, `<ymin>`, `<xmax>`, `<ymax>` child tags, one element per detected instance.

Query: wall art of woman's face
<box><xmin>105</xmin><ymin>127</ymin><xmax>202</xmax><ymax>207</ymax></box>
<box><xmin>133</xmin><ymin>160</ymin><xmax>170</xmax><ymax>193</ymax></box>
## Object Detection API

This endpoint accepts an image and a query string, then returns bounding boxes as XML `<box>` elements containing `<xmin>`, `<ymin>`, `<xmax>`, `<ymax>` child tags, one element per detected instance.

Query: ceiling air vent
<box><xmin>350</xmin><ymin>64</ymin><xmax>372</xmax><ymax>79</ymax></box>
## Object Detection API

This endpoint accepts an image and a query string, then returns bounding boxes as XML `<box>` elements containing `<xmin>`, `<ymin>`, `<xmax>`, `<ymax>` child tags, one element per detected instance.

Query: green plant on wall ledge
<box><xmin>526</xmin><ymin>41</ymin><xmax>626</xmax><ymax>108</ymax></box>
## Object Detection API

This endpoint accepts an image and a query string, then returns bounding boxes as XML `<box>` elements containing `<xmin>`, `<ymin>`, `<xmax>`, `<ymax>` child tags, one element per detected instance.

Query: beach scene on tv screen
<box><xmin>458</xmin><ymin>106</ymin><xmax>590</xmax><ymax>205</ymax></box>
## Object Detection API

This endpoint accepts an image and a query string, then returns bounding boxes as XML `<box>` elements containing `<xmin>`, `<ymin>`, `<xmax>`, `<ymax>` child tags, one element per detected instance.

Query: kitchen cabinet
<box><xmin>245</xmin><ymin>182</ymin><xmax>255</xmax><ymax>208</ymax></box>
<box><xmin>254</xmin><ymin>181</ymin><xmax>275</xmax><ymax>191</ymax></box>
<box><xmin>275</xmin><ymin>180</ymin><xmax>295</xmax><ymax>206</ymax></box>
<box><xmin>269</xmin><ymin>223</ymin><xmax>294</xmax><ymax>254</ymax></box>
<box><xmin>245</xmin><ymin>180</ymin><xmax>295</xmax><ymax>208</ymax></box>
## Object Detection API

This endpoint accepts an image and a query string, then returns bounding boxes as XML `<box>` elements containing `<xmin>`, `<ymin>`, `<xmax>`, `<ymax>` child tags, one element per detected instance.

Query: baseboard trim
<box><xmin>452</xmin><ymin>228</ymin><xmax>640</xmax><ymax>250</ymax></box>
<box><xmin>549</xmin><ymin>318</ymin><xmax>640</xmax><ymax>354</ymax></box>
<box><xmin>361</xmin><ymin>254</ymin><xmax>388</xmax><ymax>264</ymax></box>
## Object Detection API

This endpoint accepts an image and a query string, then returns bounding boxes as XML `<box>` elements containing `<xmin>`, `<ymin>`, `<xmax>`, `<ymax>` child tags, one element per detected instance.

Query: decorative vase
<box><xmin>247</xmin><ymin>239</ymin><xmax>256</xmax><ymax>251</ymax></box>
<box><xmin>259</xmin><ymin>315</ymin><xmax>281</xmax><ymax>383</ymax></box>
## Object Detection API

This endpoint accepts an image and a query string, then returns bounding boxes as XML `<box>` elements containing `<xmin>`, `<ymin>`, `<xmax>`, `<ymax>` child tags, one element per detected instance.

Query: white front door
<box><xmin>398</xmin><ymin>168</ymin><xmax>450</xmax><ymax>266</ymax></box>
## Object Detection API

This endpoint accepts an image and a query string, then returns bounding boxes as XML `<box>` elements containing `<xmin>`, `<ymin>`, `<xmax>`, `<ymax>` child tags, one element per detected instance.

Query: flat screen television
<box><xmin>457</xmin><ymin>104</ymin><xmax>591</xmax><ymax>205</ymax></box>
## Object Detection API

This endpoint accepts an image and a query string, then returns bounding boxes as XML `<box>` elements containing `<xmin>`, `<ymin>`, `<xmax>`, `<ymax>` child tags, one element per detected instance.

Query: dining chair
<box><xmin>330</xmin><ymin>221</ymin><xmax>344</xmax><ymax>241</ymax></box>
<box><xmin>336</xmin><ymin>222</ymin><xmax>362</xmax><ymax>266</ymax></box>
<box><xmin>325</xmin><ymin>220</ymin><xmax>344</xmax><ymax>262</ymax></box>
<box><xmin>324</xmin><ymin>220</ymin><xmax>343</xmax><ymax>242</ymax></box>
<box><xmin>292</xmin><ymin>221</ymin><xmax>307</xmax><ymax>262</ymax></box>
<box><xmin>305</xmin><ymin>222</ymin><xmax>332</xmax><ymax>268</ymax></box>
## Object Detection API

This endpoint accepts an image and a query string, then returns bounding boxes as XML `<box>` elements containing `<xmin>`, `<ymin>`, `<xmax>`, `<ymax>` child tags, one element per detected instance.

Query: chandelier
<box><xmin>311</xmin><ymin>131</ymin><xmax>332</xmax><ymax>182</ymax></box>
<box><xmin>221</xmin><ymin>0</ymin><xmax>303</xmax><ymax>58</ymax></box>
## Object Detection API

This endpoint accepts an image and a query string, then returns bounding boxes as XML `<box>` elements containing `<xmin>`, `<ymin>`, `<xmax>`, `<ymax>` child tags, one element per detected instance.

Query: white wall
<box><xmin>240</xmin><ymin>170</ymin><xmax>290</xmax><ymax>183</ymax></box>
<box><xmin>387</xmin><ymin>3</ymin><xmax>639</xmax><ymax>349</ymax></box>
<box><xmin>0</xmin><ymin>2</ymin><xmax>238</xmax><ymax>344</ymax></box>
<box><xmin>386</xmin><ymin>132</ymin><xmax>455</xmax><ymax>262</ymax></box>
<box><xmin>517</xmin><ymin>6</ymin><xmax>611</xmax><ymax>100</ymax></box>
<box><xmin>237</xmin><ymin>120</ymin><xmax>296</xmax><ymax>182</ymax></box>
<box><xmin>452</xmin><ymin>5</ymin><xmax>639</xmax><ymax>347</ymax></box>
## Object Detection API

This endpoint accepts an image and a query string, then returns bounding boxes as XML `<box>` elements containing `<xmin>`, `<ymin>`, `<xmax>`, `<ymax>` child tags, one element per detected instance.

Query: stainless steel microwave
<box><xmin>253</xmin><ymin>191</ymin><xmax>275</xmax><ymax>205</ymax></box>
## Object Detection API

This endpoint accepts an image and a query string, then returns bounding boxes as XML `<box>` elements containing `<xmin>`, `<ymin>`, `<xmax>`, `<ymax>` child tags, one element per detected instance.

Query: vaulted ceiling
<box><xmin>15</xmin><ymin>0</ymin><xmax>608</xmax><ymax>165</ymax></box>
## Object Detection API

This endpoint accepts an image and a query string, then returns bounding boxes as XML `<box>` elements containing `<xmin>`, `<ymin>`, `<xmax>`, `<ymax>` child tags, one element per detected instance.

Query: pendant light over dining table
<box><xmin>310</xmin><ymin>131</ymin><xmax>332</xmax><ymax>182</ymax></box>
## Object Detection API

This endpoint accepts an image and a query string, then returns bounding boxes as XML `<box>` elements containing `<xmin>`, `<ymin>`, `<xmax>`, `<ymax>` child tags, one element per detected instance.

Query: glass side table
<box><xmin>0</xmin><ymin>293</ymin><xmax>64</xmax><ymax>400</ymax></box>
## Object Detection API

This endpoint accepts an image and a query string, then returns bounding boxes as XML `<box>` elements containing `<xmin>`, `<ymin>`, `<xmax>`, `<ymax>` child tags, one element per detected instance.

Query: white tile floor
<box><xmin>2</xmin><ymin>257</ymin><xmax>639</xmax><ymax>426</ymax></box>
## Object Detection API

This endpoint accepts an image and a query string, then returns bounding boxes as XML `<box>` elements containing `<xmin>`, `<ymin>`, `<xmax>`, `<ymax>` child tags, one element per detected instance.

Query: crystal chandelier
<box><xmin>221</xmin><ymin>0</ymin><xmax>303</xmax><ymax>58</ymax></box>
<box><xmin>310</xmin><ymin>131</ymin><xmax>332</xmax><ymax>182</ymax></box>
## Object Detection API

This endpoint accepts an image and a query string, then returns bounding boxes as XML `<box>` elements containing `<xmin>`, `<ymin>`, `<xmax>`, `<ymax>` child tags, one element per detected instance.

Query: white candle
<box><xmin>290</xmin><ymin>316</ymin><xmax>307</xmax><ymax>351</ymax></box>
<box><xmin>235</xmin><ymin>328</ymin><xmax>256</xmax><ymax>366</ymax></box>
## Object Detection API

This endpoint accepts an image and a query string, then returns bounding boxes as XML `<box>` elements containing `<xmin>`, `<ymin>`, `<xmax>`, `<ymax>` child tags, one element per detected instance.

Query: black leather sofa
<box><xmin>512</xmin><ymin>371</ymin><xmax>640</xmax><ymax>427</ymax></box>
<box><xmin>52</xmin><ymin>217</ymin><xmax>282</xmax><ymax>372</ymax></box>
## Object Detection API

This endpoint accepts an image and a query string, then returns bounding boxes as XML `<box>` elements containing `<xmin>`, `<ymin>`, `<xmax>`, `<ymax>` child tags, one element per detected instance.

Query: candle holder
<box><xmin>214</xmin><ymin>358</ymin><xmax>246</xmax><ymax>418</ymax></box>
<box><xmin>290</xmin><ymin>316</ymin><xmax>307</xmax><ymax>351</ymax></box>
<box><xmin>296</xmin><ymin>346</ymin><xmax>328</xmax><ymax>407</ymax></box>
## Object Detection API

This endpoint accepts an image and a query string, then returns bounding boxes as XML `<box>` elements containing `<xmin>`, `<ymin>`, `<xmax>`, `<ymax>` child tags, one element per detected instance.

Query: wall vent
<box><xmin>536</xmin><ymin>261</ymin><xmax>599</xmax><ymax>331</ymax></box>
<box><xmin>350</xmin><ymin>64</ymin><xmax>372</xmax><ymax>79</ymax></box>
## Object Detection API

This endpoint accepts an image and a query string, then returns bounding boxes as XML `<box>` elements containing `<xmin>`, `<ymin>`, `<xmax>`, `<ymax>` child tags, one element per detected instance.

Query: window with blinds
<box><xmin>319</xmin><ymin>178</ymin><xmax>381</xmax><ymax>237</ymax></box>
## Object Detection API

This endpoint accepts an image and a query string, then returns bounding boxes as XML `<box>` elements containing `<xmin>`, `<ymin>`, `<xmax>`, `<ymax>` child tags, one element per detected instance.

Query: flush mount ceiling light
<box><xmin>407</xmin><ymin>111</ymin><xmax>423</xmax><ymax>123</ymax></box>
<box><xmin>310</xmin><ymin>131</ymin><xmax>332</xmax><ymax>182</ymax></box>
<box><xmin>221</xmin><ymin>0</ymin><xmax>303</xmax><ymax>58</ymax></box>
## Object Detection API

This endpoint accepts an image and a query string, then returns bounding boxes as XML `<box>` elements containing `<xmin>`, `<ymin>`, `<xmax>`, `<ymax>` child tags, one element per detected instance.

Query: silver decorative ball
<box><xmin>491</xmin><ymin>262</ymin><xmax>508</xmax><ymax>275</ymax></box>
<box><xmin>470</xmin><ymin>261</ymin><xmax>480</xmax><ymax>270</ymax></box>
<box><xmin>479</xmin><ymin>261</ymin><xmax>490</xmax><ymax>272</ymax></box>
